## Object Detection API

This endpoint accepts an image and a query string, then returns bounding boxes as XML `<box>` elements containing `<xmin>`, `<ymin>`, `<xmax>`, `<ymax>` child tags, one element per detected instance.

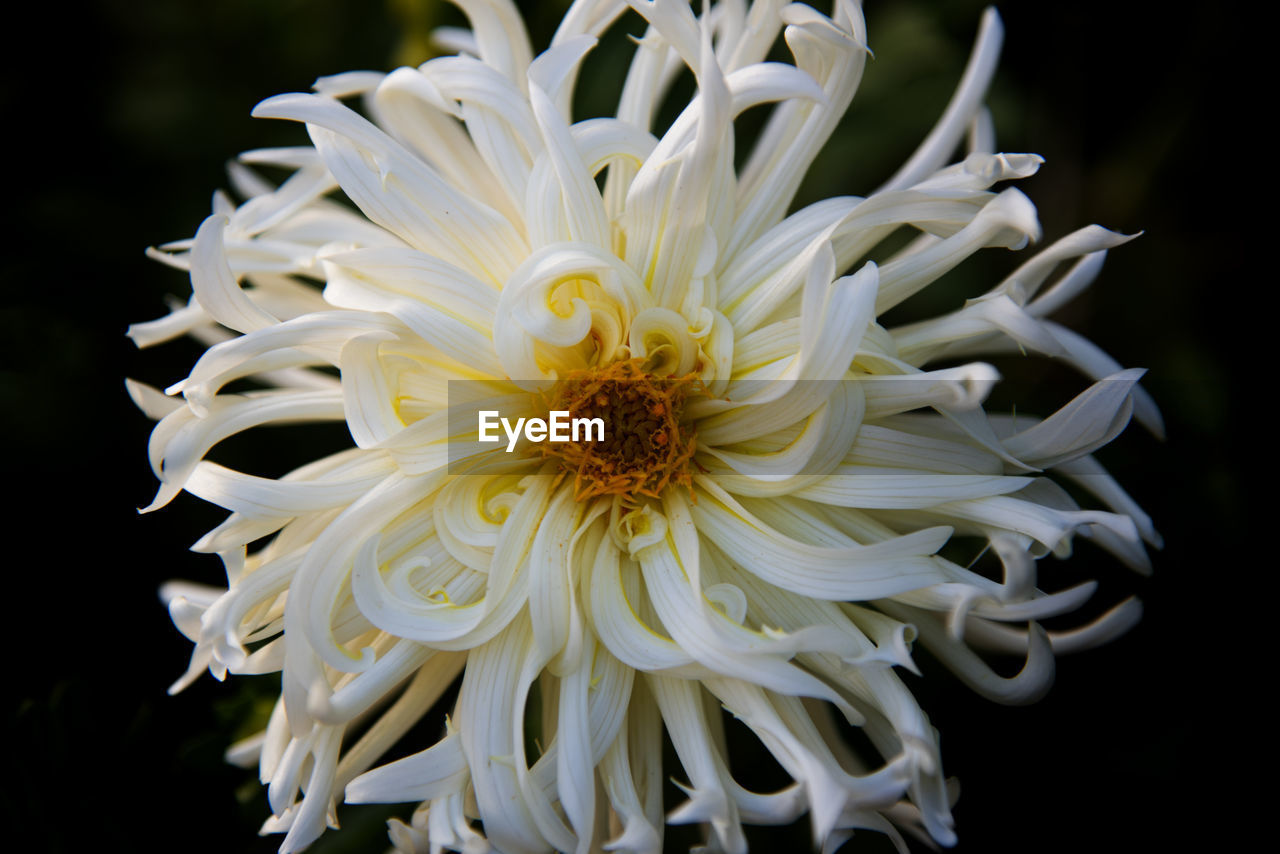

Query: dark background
<box><xmin>2</xmin><ymin>1</ymin><xmax>1250</xmax><ymax>852</ymax></box>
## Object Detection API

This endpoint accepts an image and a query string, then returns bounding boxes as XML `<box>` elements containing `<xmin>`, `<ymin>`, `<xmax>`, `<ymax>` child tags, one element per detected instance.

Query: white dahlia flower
<box><xmin>131</xmin><ymin>1</ymin><xmax>1160</xmax><ymax>852</ymax></box>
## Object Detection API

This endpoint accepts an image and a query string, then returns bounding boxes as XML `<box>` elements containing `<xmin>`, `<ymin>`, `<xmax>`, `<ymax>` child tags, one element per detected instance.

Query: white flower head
<box><xmin>132</xmin><ymin>1</ymin><xmax>1159</xmax><ymax>852</ymax></box>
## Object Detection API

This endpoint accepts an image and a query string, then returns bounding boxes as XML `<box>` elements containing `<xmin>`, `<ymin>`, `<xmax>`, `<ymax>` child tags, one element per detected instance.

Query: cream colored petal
<box><xmin>346</xmin><ymin>726</ymin><xmax>468</xmax><ymax>804</ymax></box>
<box><xmin>421</xmin><ymin>54</ymin><xmax>542</xmax><ymax>212</ymax></box>
<box><xmin>878</xmin><ymin>601</ymin><xmax>1055</xmax><ymax>706</ymax></box>
<box><xmin>585</xmin><ymin>533</ymin><xmax>702</xmax><ymax>674</ymax></box>
<box><xmin>253</xmin><ymin>93</ymin><xmax>528</xmax><ymax>285</ymax></box>
<box><xmin>449</xmin><ymin>0</ymin><xmax>535</xmax><ymax>87</ymax></box>
<box><xmin>144</xmin><ymin>390</ymin><xmax>348</xmax><ymax>513</ymax></box>
<box><xmin>646</xmin><ymin>674</ymin><xmax>746</xmax><ymax>854</ymax></box>
<box><xmin>691</xmin><ymin>478</ymin><xmax>952</xmax><ymax>601</ymax></box>
<box><xmin>874</xmin><ymin>189</ymin><xmax>1041</xmax><ymax>314</ymax></box>
<box><xmin>177</xmin><ymin>310</ymin><xmax>395</xmax><ymax>415</ymax></box>
<box><xmin>372</xmin><ymin>67</ymin><xmax>521</xmax><ymax>225</ymax></box>
<box><xmin>455</xmin><ymin>613</ymin><xmax>548</xmax><ymax>853</ymax></box>
<box><xmin>190</xmin><ymin>214</ymin><xmax>279</xmax><ymax>334</ymax></box>
<box><xmin>528</xmin><ymin>37</ymin><xmax>612</xmax><ymax>250</ymax></box>
<box><xmin>726</xmin><ymin>1</ymin><xmax>868</xmax><ymax>264</ymax></box>
<box><xmin>1000</xmin><ymin>369</ymin><xmax>1144</xmax><ymax>469</ymax></box>
<box><xmin>334</xmin><ymin>652</ymin><xmax>468</xmax><ymax>796</ymax></box>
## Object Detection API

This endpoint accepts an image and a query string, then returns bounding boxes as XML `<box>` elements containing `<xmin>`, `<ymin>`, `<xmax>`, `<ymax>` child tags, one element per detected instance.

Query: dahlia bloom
<box><xmin>132</xmin><ymin>1</ymin><xmax>1159</xmax><ymax>851</ymax></box>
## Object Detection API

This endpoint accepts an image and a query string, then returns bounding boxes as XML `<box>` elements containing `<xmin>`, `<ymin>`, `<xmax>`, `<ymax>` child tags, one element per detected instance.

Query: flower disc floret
<box><xmin>540</xmin><ymin>357</ymin><xmax>702</xmax><ymax>501</ymax></box>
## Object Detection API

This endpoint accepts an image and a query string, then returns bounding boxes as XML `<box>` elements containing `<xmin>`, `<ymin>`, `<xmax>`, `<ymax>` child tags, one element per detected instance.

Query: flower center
<box><xmin>540</xmin><ymin>358</ymin><xmax>701</xmax><ymax>501</ymax></box>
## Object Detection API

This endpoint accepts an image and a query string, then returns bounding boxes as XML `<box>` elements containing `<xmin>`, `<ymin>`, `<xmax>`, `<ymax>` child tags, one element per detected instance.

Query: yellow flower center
<box><xmin>540</xmin><ymin>358</ymin><xmax>702</xmax><ymax>501</ymax></box>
